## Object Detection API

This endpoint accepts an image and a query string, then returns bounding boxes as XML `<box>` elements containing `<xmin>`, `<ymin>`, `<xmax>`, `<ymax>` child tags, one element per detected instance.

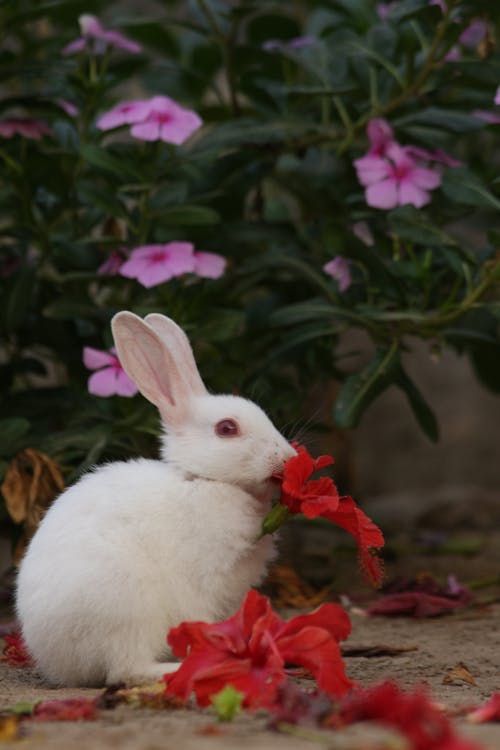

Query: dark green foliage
<box><xmin>0</xmin><ymin>0</ymin><xmax>499</xmax><ymax>490</ymax></box>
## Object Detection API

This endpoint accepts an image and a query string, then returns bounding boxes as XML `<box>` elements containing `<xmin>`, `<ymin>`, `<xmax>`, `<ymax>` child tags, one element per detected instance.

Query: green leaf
<box><xmin>468</xmin><ymin>343</ymin><xmax>500</xmax><ymax>393</ymax></box>
<box><xmin>395</xmin><ymin>367</ymin><xmax>439</xmax><ymax>442</ymax></box>
<box><xmin>2</xmin><ymin>268</ymin><xmax>37</xmax><ymax>333</ymax></box>
<box><xmin>153</xmin><ymin>205</ymin><xmax>220</xmax><ymax>226</ymax></box>
<box><xmin>121</xmin><ymin>20</ymin><xmax>179</xmax><ymax>57</ymax></box>
<box><xmin>269</xmin><ymin>301</ymin><xmax>366</xmax><ymax>327</ymax></box>
<box><xmin>43</xmin><ymin>299</ymin><xmax>104</xmax><ymax>320</ymax></box>
<box><xmin>80</xmin><ymin>144</ymin><xmax>141</xmax><ymax>180</ymax></box>
<box><xmin>388</xmin><ymin>206</ymin><xmax>457</xmax><ymax>247</ymax></box>
<box><xmin>395</xmin><ymin>108</ymin><xmax>484</xmax><ymax>133</ymax></box>
<box><xmin>334</xmin><ymin>343</ymin><xmax>400</xmax><ymax>428</ymax></box>
<box><xmin>210</xmin><ymin>685</ymin><xmax>244</xmax><ymax>722</ymax></box>
<box><xmin>441</xmin><ymin>168</ymin><xmax>500</xmax><ymax>211</ymax></box>
<box><xmin>0</xmin><ymin>418</ymin><xmax>31</xmax><ymax>456</ymax></box>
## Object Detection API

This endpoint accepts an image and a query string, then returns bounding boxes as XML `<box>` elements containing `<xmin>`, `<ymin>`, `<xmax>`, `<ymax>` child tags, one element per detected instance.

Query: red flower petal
<box><xmin>278</xmin><ymin>627</ymin><xmax>354</xmax><ymax>697</ymax></box>
<box><xmin>467</xmin><ymin>693</ymin><xmax>500</xmax><ymax>724</ymax></box>
<box><xmin>335</xmin><ymin>682</ymin><xmax>481</xmax><ymax>750</ymax></box>
<box><xmin>32</xmin><ymin>698</ymin><xmax>97</xmax><ymax>721</ymax></box>
<box><xmin>368</xmin><ymin>592</ymin><xmax>467</xmax><ymax>618</ymax></box>
<box><xmin>2</xmin><ymin>632</ymin><xmax>32</xmax><ymax>667</ymax></box>
<box><xmin>323</xmin><ymin>496</ymin><xmax>384</xmax><ymax>588</ymax></box>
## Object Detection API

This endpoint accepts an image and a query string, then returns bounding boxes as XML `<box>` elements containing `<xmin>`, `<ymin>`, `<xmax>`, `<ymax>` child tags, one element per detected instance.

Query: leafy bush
<box><xmin>1</xmin><ymin>0</ymin><xmax>499</xmax><ymax>493</ymax></box>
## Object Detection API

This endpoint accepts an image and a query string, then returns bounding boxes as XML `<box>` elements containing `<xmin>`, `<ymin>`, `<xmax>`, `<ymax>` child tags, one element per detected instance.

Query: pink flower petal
<box><xmin>130</xmin><ymin>120</ymin><xmax>162</xmax><ymax>141</ymax></box>
<box><xmin>495</xmin><ymin>86</ymin><xmax>500</xmax><ymax>106</ymax></box>
<box><xmin>323</xmin><ymin>257</ymin><xmax>351</xmax><ymax>291</ymax></box>
<box><xmin>96</xmin><ymin>100</ymin><xmax>152</xmax><ymax>130</ymax></box>
<box><xmin>62</xmin><ymin>38</ymin><xmax>87</xmax><ymax>55</ymax></box>
<box><xmin>79</xmin><ymin>14</ymin><xmax>104</xmax><ymax>36</ymax></box>
<box><xmin>193</xmin><ymin>251</ymin><xmax>227</xmax><ymax>279</ymax></box>
<box><xmin>158</xmin><ymin>109</ymin><xmax>203</xmax><ymax>145</ymax></box>
<box><xmin>114</xmin><ymin>370</ymin><xmax>139</xmax><ymax>396</ymax></box>
<box><xmin>87</xmin><ymin>367</ymin><xmax>120</xmax><ymax>397</ymax></box>
<box><xmin>163</xmin><ymin>242</ymin><xmax>196</xmax><ymax>275</ymax></box>
<box><xmin>83</xmin><ymin>347</ymin><xmax>116</xmax><ymax>370</ymax></box>
<box><xmin>398</xmin><ymin>179</ymin><xmax>430</xmax><ymax>208</ymax></box>
<box><xmin>354</xmin><ymin>155</ymin><xmax>391</xmax><ymax>186</ymax></box>
<box><xmin>366</xmin><ymin>118</ymin><xmax>394</xmax><ymax>155</ymax></box>
<box><xmin>365</xmin><ymin>179</ymin><xmax>398</xmax><ymax>209</ymax></box>
<box><xmin>410</xmin><ymin>165</ymin><xmax>441</xmax><ymax>190</ymax></box>
<box><xmin>102</xmin><ymin>30</ymin><xmax>142</xmax><ymax>54</ymax></box>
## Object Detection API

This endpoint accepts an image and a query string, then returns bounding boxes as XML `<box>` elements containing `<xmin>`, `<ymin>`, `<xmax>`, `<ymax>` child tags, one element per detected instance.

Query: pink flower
<box><xmin>351</xmin><ymin>221</ymin><xmax>374</xmax><ymax>247</ymax></box>
<box><xmin>56</xmin><ymin>99</ymin><xmax>79</xmax><ymax>117</ymax></box>
<box><xmin>0</xmin><ymin>118</ymin><xmax>53</xmax><ymax>140</ymax></box>
<box><xmin>323</xmin><ymin>257</ymin><xmax>351</xmax><ymax>291</ymax></box>
<box><xmin>495</xmin><ymin>86</ymin><xmax>500</xmax><ymax>106</ymax></box>
<box><xmin>473</xmin><ymin>110</ymin><xmax>500</xmax><ymax>125</ymax></box>
<box><xmin>119</xmin><ymin>244</ymin><xmax>227</xmax><ymax>286</ymax></box>
<box><xmin>96</xmin><ymin>96</ymin><xmax>202</xmax><ymax>145</ymax></box>
<box><xmin>193</xmin><ymin>251</ymin><xmax>227</xmax><ymax>279</ymax></box>
<box><xmin>83</xmin><ymin>347</ymin><xmax>138</xmax><ymax>397</ymax></box>
<box><xmin>97</xmin><ymin>249</ymin><xmax>127</xmax><ymax>275</ymax></box>
<box><xmin>404</xmin><ymin>145</ymin><xmax>462</xmax><ymax>168</ymax></box>
<box><xmin>366</xmin><ymin>118</ymin><xmax>395</xmax><ymax>156</ymax></box>
<box><xmin>119</xmin><ymin>242</ymin><xmax>196</xmax><ymax>287</ymax></box>
<box><xmin>63</xmin><ymin>14</ymin><xmax>141</xmax><ymax>56</ymax></box>
<box><xmin>355</xmin><ymin>143</ymin><xmax>441</xmax><ymax>210</ymax></box>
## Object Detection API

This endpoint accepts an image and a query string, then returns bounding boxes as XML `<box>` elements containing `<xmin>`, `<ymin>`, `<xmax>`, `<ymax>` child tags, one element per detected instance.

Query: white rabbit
<box><xmin>16</xmin><ymin>311</ymin><xmax>295</xmax><ymax>687</ymax></box>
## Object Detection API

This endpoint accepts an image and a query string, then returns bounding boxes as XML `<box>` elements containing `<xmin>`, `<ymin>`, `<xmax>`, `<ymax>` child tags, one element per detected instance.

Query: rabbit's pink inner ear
<box><xmin>112</xmin><ymin>312</ymin><xmax>187</xmax><ymax>425</ymax></box>
<box><xmin>144</xmin><ymin>314</ymin><xmax>207</xmax><ymax>397</ymax></box>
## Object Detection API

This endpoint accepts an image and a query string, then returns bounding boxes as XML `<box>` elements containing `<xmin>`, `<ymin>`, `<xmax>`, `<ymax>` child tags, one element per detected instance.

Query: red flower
<box><xmin>164</xmin><ymin>589</ymin><xmax>354</xmax><ymax>709</ymax></box>
<box><xmin>32</xmin><ymin>698</ymin><xmax>97</xmax><ymax>721</ymax></box>
<box><xmin>280</xmin><ymin>446</ymin><xmax>337</xmax><ymax>517</ymax></box>
<box><xmin>277</xmin><ymin>445</ymin><xmax>384</xmax><ymax>587</ymax></box>
<box><xmin>333</xmin><ymin>681</ymin><xmax>481</xmax><ymax>750</ymax></box>
<box><xmin>467</xmin><ymin>693</ymin><xmax>500</xmax><ymax>724</ymax></box>
<box><xmin>2</xmin><ymin>632</ymin><xmax>32</xmax><ymax>667</ymax></box>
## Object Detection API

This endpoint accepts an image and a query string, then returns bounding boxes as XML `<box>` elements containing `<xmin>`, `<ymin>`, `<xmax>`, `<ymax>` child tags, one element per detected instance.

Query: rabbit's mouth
<box><xmin>269</xmin><ymin>472</ymin><xmax>283</xmax><ymax>485</ymax></box>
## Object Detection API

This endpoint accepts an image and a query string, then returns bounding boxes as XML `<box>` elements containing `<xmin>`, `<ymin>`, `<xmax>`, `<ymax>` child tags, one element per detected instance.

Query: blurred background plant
<box><xmin>1</xmin><ymin>0</ymin><xmax>500</xmax><ymax>550</ymax></box>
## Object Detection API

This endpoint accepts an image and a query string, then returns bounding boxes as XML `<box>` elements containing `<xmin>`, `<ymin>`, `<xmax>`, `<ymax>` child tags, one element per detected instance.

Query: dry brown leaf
<box><xmin>266</xmin><ymin>565</ymin><xmax>330</xmax><ymax>609</ymax></box>
<box><xmin>442</xmin><ymin>662</ymin><xmax>477</xmax><ymax>686</ymax></box>
<box><xmin>0</xmin><ymin>715</ymin><xmax>20</xmax><ymax>742</ymax></box>
<box><xmin>1</xmin><ymin>448</ymin><xmax>64</xmax><ymax>564</ymax></box>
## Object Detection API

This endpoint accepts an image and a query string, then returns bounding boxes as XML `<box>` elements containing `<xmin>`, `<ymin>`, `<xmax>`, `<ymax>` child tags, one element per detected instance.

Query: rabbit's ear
<box><xmin>111</xmin><ymin>311</ymin><xmax>199</xmax><ymax>426</ymax></box>
<box><xmin>145</xmin><ymin>314</ymin><xmax>206</xmax><ymax>397</ymax></box>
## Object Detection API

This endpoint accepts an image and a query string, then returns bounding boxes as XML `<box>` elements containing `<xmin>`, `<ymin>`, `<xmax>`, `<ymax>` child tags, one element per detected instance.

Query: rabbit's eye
<box><xmin>215</xmin><ymin>419</ymin><xmax>239</xmax><ymax>437</ymax></box>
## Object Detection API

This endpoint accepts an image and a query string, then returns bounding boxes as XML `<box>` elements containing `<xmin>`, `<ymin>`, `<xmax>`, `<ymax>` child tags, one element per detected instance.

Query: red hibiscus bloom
<box><xmin>333</xmin><ymin>681</ymin><xmax>481</xmax><ymax>750</ymax></box>
<box><xmin>467</xmin><ymin>693</ymin><xmax>500</xmax><ymax>724</ymax></box>
<box><xmin>2</xmin><ymin>632</ymin><xmax>32</xmax><ymax>667</ymax></box>
<box><xmin>164</xmin><ymin>589</ymin><xmax>354</xmax><ymax>709</ymax></box>
<box><xmin>275</xmin><ymin>444</ymin><xmax>384</xmax><ymax>587</ymax></box>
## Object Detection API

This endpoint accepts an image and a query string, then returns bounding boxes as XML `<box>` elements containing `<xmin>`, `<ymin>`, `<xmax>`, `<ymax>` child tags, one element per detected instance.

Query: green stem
<box><xmin>195</xmin><ymin>0</ymin><xmax>240</xmax><ymax>115</ymax></box>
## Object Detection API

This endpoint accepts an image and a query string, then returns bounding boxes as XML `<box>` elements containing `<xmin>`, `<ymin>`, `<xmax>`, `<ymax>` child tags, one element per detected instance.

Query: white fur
<box><xmin>16</xmin><ymin>312</ymin><xmax>295</xmax><ymax>687</ymax></box>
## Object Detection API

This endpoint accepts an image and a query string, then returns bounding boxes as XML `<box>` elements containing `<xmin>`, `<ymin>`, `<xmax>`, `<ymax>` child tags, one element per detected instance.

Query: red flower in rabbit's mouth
<box><xmin>264</xmin><ymin>444</ymin><xmax>385</xmax><ymax>588</ymax></box>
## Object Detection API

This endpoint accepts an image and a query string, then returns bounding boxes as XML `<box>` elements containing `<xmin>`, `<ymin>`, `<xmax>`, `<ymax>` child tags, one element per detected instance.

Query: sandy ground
<box><xmin>0</xmin><ymin>490</ymin><xmax>499</xmax><ymax>749</ymax></box>
<box><xmin>0</xmin><ymin>604</ymin><xmax>499</xmax><ymax>749</ymax></box>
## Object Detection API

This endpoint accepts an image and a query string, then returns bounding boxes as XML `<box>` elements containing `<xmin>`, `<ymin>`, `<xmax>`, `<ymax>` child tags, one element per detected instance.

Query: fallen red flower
<box><xmin>277</xmin><ymin>444</ymin><xmax>384</xmax><ymax>587</ymax></box>
<box><xmin>31</xmin><ymin>698</ymin><xmax>97</xmax><ymax>721</ymax></box>
<box><xmin>368</xmin><ymin>575</ymin><xmax>473</xmax><ymax>618</ymax></box>
<box><xmin>164</xmin><ymin>589</ymin><xmax>354</xmax><ymax>709</ymax></box>
<box><xmin>2</xmin><ymin>631</ymin><xmax>32</xmax><ymax>667</ymax></box>
<box><xmin>467</xmin><ymin>693</ymin><xmax>500</xmax><ymax>724</ymax></box>
<box><xmin>331</xmin><ymin>681</ymin><xmax>482</xmax><ymax>750</ymax></box>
